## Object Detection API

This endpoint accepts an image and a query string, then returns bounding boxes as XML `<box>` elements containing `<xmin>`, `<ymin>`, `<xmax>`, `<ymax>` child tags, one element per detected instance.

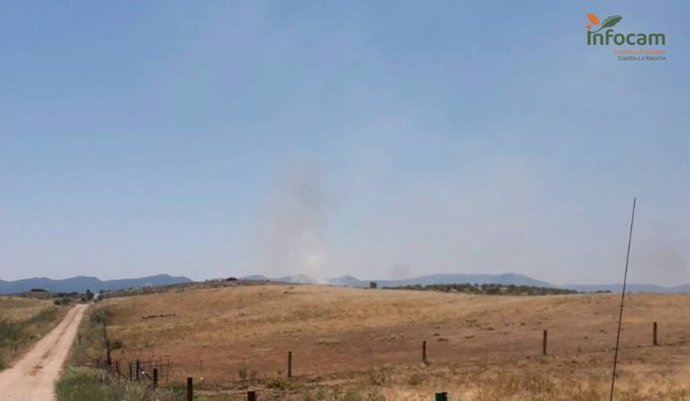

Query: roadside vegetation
<box><xmin>56</xmin><ymin>367</ymin><xmax>183</xmax><ymax>401</ymax></box>
<box><xmin>0</xmin><ymin>297</ymin><xmax>66</xmax><ymax>370</ymax></box>
<box><xmin>54</xmin><ymin>364</ymin><xmax>690</xmax><ymax>401</ymax></box>
<box><xmin>71</xmin><ymin>305</ymin><xmax>111</xmax><ymax>367</ymax></box>
<box><xmin>60</xmin><ymin>304</ymin><xmax>181</xmax><ymax>401</ymax></box>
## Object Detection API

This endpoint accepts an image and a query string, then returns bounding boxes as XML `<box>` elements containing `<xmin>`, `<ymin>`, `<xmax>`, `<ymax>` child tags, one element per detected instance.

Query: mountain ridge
<box><xmin>0</xmin><ymin>274</ymin><xmax>192</xmax><ymax>295</ymax></box>
<box><xmin>2</xmin><ymin>273</ymin><xmax>688</xmax><ymax>295</ymax></box>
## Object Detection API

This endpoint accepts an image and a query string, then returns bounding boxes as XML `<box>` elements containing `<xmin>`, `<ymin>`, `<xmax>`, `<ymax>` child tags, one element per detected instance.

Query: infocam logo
<box><xmin>586</xmin><ymin>14</ymin><xmax>666</xmax><ymax>46</ymax></box>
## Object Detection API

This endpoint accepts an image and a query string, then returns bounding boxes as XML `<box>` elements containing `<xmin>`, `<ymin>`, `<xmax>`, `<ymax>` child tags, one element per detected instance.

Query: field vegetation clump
<box><xmin>385</xmin><ymin>283</ymin><xmax>582</xmax><ymax>296</ymax></box>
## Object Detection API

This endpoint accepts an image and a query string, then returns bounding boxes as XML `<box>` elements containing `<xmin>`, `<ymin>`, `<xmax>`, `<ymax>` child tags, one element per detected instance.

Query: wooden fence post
<box><xmin>247</xmin><ymin>390</ymin><xmax>257</xmax><ymax>401</ymax></box>
<box><xmin>542</xmin><ymin>330</ymin><xmax>548</xmax><ymax>355</ymax></box>
<box><xmin>422</xmin><ymin>340</ymin><xmax>427</xmax><ymax>363</ymax></box>
<box><xmin>435</xmin><ymin>392</ymin><xmax>448</xmax><ymax>401</ymax></box>
<box><xmin>653</xmin><ymin>321</ymin><xmax>658</xmax><ymax>345</ymax></box>
<box><xmin>288</xmin><ymin>351</ymin><xmax>293</xmax><ymax>378</ymax></box>
<box><xmin>106</xmin><ymin>339</ymin><xmax>112</xmax><ymax>368</ymax></box>
<box><xmin>187</xmin><ymin>377</ymin><xmax>193</xmax><ymax>401</ymax></box>
<box><xmin>153</xmin><ymin>368</ymin><xmax>158</xmax><ymax>389</ymax></box>
<box><xmin>136</xmin><ymin>359</ymin><xmax>140</xmax><ymax>381</ymax></box>
<box><xmin>129</xmin><ymin>362</ymin><xmax>133</xmax><ymax>381</ymax></box>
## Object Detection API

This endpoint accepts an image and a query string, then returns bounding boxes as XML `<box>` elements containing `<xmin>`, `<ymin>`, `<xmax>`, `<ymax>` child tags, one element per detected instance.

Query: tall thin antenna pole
<box><xmin>609</xmin><ymin>197</ymin><xmax>636</xmax><ymax>401</ymax></box>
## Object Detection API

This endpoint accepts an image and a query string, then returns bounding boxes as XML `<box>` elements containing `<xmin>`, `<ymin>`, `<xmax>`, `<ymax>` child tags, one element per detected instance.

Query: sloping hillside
<box><xmin>91</xmin><ymin>284</ymin><xmax>690</xmax><ymax>400</ymax></box>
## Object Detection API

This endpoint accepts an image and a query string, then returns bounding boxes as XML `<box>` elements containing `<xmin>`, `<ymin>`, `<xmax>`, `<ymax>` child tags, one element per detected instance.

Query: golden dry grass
<box><xmin>0</xmin><ymin>296</ymin><xmax>66</xmax><ymax>370</ymax></box>
<box><xmin>0</xmin><ymin>296</ymin><xmax>54</xmax><ymax>322</ymax></box>
<box><xmin>98</xmin><ymin>284</ymin><xmax>690</xmax><ymax>400</ymax></box>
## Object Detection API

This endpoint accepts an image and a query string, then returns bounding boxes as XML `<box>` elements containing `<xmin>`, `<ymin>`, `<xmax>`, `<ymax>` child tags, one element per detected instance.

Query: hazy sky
<box><xmin>1</xmin><ymin>1</ymin><xmax>689</xmax><ymax>285</ymax></box>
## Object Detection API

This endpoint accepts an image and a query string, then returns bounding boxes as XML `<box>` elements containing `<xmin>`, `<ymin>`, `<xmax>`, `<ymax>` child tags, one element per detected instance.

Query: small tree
<box><xmin>369</xmin><ymin>281</ymin><xmax>378</xmax><ymax>289</ymax></box>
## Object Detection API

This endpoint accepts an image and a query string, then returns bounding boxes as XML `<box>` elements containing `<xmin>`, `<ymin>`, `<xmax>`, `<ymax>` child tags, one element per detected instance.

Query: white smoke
<box><xmin>259</xmin><ymin>162</ymin><xmax>330</xmax><ymax>281</ymax></box>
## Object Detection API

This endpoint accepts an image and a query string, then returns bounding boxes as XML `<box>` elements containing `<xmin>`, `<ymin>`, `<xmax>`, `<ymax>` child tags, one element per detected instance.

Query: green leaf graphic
<box><xmin>593</xmin><ymin>15</ymin><xmax>622</xmax><ymax>32</ymax></box>
<box><xmin>601</xmin><ymin>15</ymin><xmax>622</xmax><ymax>28</ymax></box>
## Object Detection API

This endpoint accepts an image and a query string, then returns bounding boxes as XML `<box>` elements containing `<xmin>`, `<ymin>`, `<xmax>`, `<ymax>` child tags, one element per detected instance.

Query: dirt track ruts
<box><xmin>0</xmin><ymin>304</ymin><xmax>87</xmax><ymax>401</ymax></box>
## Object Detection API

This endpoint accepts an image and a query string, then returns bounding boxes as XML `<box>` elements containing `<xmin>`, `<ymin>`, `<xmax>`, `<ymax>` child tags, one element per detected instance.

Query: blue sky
<box><xmin>1</xmin><ymin>1</ymin><xmax>688</xmax><ymax>285</ymax></box>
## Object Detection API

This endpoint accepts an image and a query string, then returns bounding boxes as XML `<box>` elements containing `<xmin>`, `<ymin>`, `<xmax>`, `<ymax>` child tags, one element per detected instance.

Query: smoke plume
<box><xmin>259</xmin><ymin>162</ymin><xmax>330</xmax><ymax>281</ymax></box>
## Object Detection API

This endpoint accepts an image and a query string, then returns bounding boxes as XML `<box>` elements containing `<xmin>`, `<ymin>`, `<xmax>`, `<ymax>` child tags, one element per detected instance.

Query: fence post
<box><xmin>187</xmin><ymin>377</ymin><xmax>193</xmax><ymax>401</ymax></box>
<box><xmin>435</xmin><ymin>392</ymin><xmax>448</xmax><ymax>401</ymax></box>
<box><xmin>422</xmin><ymin>340</ymin><xmax>427</xmax><ymax>363</ymax></box>
<box><xmin>106</xmin><ymin>339</ymin><xmax>112</xmax><ymax>368</ymax></box>
<box><xmin>247</xmin><ymin>390</ymin><xmax>257</xmax><ymax>401</ymax></box>
<box><xmin>288</xmin><ymin>351</ymin><xmax>293</xmax><ymax>378</ymax></box>
<box><xmin>153</xmin><ymin>368</ymin><xmax>158</xmax><ymax>389</ymax></box>
<box><xmin>129</xmin><ymin>362</ymin><xmax>133</xmax><ymax>381</ymax></box>
<box><xmin>542</xmin><ymin>330</ymin><xmax>548</xmax><ymax>355</ymax></box>
<box><xmin>136</xmin><ymin>359</ymin><xmax>140</xmax><ymax>381</ymax></box>
<box><xmin>653</xmin><ymin>321</ymin><xmax>658</xmax><ymax>346</ymax></box>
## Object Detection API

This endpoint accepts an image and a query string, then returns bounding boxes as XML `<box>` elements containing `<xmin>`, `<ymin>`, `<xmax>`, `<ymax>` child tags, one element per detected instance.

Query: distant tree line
<box><xmin>384</xmin><ymin>283</ymin><xmax>580</xmax><ymax>296</ymax></box>
<box><xmin>53</xmin><ymin>290</ymin><xmax>93</xmax><ymax>305</ymax></box>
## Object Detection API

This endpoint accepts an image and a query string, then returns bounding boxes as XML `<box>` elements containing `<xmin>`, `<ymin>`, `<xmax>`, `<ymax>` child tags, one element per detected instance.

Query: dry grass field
<box><xmin>0</xmin><ymin>296</ymin><xmax>54</xmax><ymax>322</ymax></box>
<box><xmin>96</xmin><ymin>284</ymin><xmax>690</xmax><ymax>400</ymax></box>
<box><xmin>0</xmin><ymin>296</ymin><xmax>65</xmax><ymax>370</ymax></box>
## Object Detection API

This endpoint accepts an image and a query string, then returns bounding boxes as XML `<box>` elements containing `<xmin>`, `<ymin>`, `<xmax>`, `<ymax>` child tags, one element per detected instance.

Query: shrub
<box><xmin>266</xmin><ymin>376</ymin><xmax>292</xmax><ymax>391</ymax></box>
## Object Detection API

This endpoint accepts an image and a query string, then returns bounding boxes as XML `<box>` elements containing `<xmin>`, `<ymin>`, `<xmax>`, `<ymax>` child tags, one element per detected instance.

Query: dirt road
<box><xmin>0</xmin><ymin>304</ymin><xmax>87</xmax><ymax>401</ymax></box>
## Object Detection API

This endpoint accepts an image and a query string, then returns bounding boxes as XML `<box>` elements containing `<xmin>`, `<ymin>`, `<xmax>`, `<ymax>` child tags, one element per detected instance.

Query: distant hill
<box><xmin>6</xmin><ymin>272</ymin><xmax>686</xmax><ymax>295</ymax></box>
<box><xmin>243</xmin><ymin>274</ymin><xmax>325</xmax><ymax>284</ymax></box>
<box><xmin>0</xmin><ymin>274</ymin><xmax>193</xmax><ymax>295</ymax></box>
<box><xmin>329</xmin><ymin>275</ymin><xmax>368</xmax><ymax>287</ymax></box>
<box><xmin>564</xmin><ymin>283</ymin><xmax>690</xmax><ymax>294</ymax></box>
<box><xmin>242</xmin><ymin>274</ymin><xmax>270</xmax><ymax>281</ymax></box>
<box><xmin>242</xmin><ymin>272</ymin><xmax>690</xmax><ymax>294</ymax></box>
